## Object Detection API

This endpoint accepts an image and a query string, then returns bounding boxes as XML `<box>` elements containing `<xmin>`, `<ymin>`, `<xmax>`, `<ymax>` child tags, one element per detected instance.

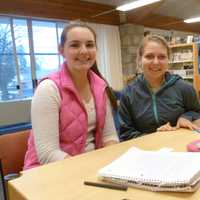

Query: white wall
<box><xmin>0</xmin><ymin>100</ymin><xmax>31</xmax><ymax>126</ymax></box>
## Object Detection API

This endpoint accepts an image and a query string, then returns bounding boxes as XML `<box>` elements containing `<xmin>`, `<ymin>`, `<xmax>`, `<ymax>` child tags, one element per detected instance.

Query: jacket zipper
<box><xmin>151</xmin><ymin>94</ymin><xmax>159</xmax><ymax>124</ymax></box>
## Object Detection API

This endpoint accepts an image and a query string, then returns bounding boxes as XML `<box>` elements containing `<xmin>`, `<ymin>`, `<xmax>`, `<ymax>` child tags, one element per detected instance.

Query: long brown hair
<box><xmin>60</xmin><ymin>23</ymin><xmax>117</xmax><ymax>109</ymax></box>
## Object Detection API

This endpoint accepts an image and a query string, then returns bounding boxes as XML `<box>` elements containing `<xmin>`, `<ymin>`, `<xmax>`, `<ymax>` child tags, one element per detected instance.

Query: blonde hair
<box><xmin>136</xmin><ymin>35</ymin><xmax>170</xmax><ymax>73</ymax></box>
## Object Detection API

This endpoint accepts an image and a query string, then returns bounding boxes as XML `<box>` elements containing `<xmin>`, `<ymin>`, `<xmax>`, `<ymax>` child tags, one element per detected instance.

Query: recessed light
<box><xmin>184</xmin><ymin>17</ymin><xmax>200</xmax><ymax>23</ymax></box>
<box><xmin>116</xmin><ymin>0</ymin><xmax>162</xmax><ymax>12</ymax></box>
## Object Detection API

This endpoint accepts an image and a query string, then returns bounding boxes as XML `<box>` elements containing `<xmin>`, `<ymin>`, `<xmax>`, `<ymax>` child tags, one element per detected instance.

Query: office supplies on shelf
<box><xmin>84</xmin><ymin>181</ymin><xmax>128</xmax><ymax>191</ymax></box>
<box><xmin>98</xmin><ymin>147</ymin><xmax>200</xmax><ymax>192</ymax></box>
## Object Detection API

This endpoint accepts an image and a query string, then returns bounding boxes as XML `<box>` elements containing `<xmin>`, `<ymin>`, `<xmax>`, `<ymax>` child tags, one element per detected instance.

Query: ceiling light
<box><xmin>116</xmin><ymin>0</ymin><xmax>162</xmax><ymax>12</ymax></box>
<box><xmin>184</xmin><ymin>17</ymin><xmax>200</xmax><ymax>23</ymax></box>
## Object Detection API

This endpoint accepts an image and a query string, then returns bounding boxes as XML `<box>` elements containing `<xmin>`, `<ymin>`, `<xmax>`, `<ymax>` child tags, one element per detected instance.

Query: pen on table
<box><xmin>84</xmin><ymin>181</ymin><xmax>128</xmax><ymax>191</ymax></box>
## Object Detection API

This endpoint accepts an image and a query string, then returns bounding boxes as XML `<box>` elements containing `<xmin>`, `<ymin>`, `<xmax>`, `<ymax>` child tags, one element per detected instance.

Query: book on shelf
<box><xmin>98</xmin><ymin>147</ymin><xmax>200</xmax><ymax>192</ymax></box>
<box><xmin>169</xmin><ymin>69</ymin><xmax>193</xmax><ymax>79</ymax></box>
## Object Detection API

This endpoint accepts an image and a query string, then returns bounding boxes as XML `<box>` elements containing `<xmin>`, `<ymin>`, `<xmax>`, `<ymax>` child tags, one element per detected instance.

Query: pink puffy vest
<box><xmin>23</xmin><ymin>64</ymin><xmax>107</xmax><ymax>169</ymax></box>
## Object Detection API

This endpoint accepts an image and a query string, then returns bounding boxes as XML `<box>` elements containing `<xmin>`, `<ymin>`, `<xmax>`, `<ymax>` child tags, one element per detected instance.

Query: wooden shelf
<box><xmin>169</xmin><ymin>43</ymin><xmax>200</xmax><ymax>96</ymax></box>
<box><xmin>169</xmin><ymin>43</ymin><xmax>194</xmax><ymax>48</ymax></box>
<box><xmin>170</xmin><ymin>60</ymin><xmax>193</xmax><ymax>64</ymax></box>
<box><xmin>182</xmin><ymin>76</ymin><xmax>193</xmax><ymax>79</ymax></box>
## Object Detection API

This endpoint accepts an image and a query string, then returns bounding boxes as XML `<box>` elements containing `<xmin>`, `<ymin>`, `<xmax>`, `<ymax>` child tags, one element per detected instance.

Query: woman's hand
<box><xmin>176</xmin><ymin>117</ymin><xmax>199</xmax><ymax>130</ymax></box>
<box><xmin>157</xmin><ymin>122</ymin><xmax>177</xmax><ymax>132</ymax></box>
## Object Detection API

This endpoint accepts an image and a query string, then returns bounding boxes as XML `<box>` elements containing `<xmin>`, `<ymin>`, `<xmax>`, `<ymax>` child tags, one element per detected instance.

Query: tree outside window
<box><xmin>0</xmin><ymin>17</ymin><xmax>66</xmax><ymax>101</ymax></box>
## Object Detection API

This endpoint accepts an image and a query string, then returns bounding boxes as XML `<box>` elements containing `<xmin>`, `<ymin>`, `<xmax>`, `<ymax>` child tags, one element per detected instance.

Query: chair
<box><xmin>0</xmin><ymin>159</ymin><xmax>7</xmax><ymax>200</ymax></box>
<box><xmin>112</xmin><ymin>90</ymin><xmax>122</xmax><ymax>135</ymax></box>
<box><xmin>0</xmin><ymin>130</ymin><xmax>29</xmax><ymax>178</ymax></box>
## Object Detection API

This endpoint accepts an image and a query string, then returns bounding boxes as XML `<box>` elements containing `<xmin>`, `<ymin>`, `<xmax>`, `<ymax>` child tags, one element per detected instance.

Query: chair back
<box><xmin>0</xmin><ymin>130</ymin><xmax>29</xmax><ymax>176</ymax></box>
<box><xmin>0</xmin><ymin>159</ymin><xmax>7</xmax><ymax>200</ymax></box>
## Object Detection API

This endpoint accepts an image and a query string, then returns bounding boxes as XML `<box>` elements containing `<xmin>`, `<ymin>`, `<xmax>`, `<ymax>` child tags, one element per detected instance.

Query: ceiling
<box><xmin>81</xmin><ymin>0</ymin><xmax>200</xmax><ymax>33</ymax></box>
<box><xmin>83</xmin><ymin>0</ymin><xmax>131</xmax><ymax>6</ymax></box>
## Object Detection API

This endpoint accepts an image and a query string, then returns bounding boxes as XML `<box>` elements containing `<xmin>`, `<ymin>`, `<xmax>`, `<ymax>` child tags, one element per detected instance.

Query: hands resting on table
<box><xmin>157</xmin><ymin>117</ymin><xmax>200</xmax><ymax>132</ymax></box>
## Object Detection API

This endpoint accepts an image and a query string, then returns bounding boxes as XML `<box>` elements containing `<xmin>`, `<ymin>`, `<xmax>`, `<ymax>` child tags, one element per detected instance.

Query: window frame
<box><xmin>0</xmin><ymin>15</ymin><xmax>68</xmax><ymax>102</ymax></box>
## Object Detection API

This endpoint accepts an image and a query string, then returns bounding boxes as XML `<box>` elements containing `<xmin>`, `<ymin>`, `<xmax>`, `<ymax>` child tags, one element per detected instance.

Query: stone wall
<box><xmin>119</xmin><ymin>24</ymin><xmax>144</xmax><ymax>84</ymax></box>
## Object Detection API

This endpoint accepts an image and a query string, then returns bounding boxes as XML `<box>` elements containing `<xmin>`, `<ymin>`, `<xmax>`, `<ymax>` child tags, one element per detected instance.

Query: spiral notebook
<box><xmin>98</xmin><ymin>147</ymin><xmax>200</xmax><ymax>192</ymax></box>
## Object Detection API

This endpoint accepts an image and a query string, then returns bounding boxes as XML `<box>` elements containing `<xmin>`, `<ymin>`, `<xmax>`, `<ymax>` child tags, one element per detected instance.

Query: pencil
<box><xmin>84</xmin><ymin>181</ymin><xmax>128</xmax><ymax>191</ymax></box>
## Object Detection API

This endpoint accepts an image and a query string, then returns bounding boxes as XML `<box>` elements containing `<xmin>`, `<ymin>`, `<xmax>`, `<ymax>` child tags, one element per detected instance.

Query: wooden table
<box><xmin>8</xmin><ymin>129</ymin><xmax>200</xmax><ymax>200</ymax></box>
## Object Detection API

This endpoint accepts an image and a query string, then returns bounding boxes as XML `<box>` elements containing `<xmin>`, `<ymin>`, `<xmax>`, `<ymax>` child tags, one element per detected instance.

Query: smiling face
<box><xmin>140</xmin><ymin>40</ymin><xmax>169</xmax><ymax>82</ymax></box>
<box><xmin>59</xmin><ymin>27</ymin><xmax>97</xmax><ymax>73</ymax></box>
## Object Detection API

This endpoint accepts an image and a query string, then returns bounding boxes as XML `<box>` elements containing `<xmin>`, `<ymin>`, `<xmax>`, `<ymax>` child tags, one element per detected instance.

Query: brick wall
<box><xmin>119</xmin><ymin>24</ymin><xmax>144</xmax><ymax>84</ymax></box>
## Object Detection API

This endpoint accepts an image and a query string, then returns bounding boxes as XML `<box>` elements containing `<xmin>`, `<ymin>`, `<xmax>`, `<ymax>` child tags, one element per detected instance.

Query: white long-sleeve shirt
<box><xmin>31</xmin><ymin>79</ymin><xmax>119</xmax><ymax>164</ymax></box>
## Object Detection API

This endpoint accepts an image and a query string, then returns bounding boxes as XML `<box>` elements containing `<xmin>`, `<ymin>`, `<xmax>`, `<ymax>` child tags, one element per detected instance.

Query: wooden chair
<box><xmin>0</xmin><ymin>159</ymin><xmax>7</xmax><ymax>200</ymax></box>
<box><xmin>0</xmin><ymin>130</ymin><xmax>29</xmax><ymax>177</ymax></box>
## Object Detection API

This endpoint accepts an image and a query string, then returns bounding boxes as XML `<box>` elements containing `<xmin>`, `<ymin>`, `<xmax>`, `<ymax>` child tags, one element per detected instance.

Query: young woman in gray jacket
<box><xmin>119</xmin><ymin>35</ymin><xmax>200</xmax><ymax>141</ymax></box>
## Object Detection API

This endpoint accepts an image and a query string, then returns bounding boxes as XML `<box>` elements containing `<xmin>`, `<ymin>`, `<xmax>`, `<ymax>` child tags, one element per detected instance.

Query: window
<box><xmin>0</xmin><ymin>16</ymin><xmax>66</xmax><ymax>101</ymax></box>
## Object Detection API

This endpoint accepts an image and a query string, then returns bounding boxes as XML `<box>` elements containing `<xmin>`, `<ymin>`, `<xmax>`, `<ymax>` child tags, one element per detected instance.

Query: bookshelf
<box><xmin>169</xmin><ymin>43</ymin><xmax>200</xmax><ymax>97</ymax></box>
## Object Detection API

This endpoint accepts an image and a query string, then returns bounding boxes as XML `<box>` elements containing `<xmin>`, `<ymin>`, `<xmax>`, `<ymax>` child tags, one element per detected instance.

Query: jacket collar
<box><xmin>136</xmin><ymin>72</ymin><xmax>182</xmax><ymax>94</ymax></box>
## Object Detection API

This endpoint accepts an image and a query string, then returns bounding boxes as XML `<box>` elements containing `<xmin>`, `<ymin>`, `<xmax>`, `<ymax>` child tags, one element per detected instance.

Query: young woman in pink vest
<box><xmin>23</xmin><ymin>23</ymin><xmax>119</xmax><ymax>169</ymax></box>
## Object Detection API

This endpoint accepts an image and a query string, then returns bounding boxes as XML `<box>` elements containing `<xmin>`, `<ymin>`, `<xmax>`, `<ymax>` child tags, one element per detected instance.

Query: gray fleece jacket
<box><xmin>119</xmin><ymin>72</ymin><xmax>200</xmax><ymax>141</ymax></box>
